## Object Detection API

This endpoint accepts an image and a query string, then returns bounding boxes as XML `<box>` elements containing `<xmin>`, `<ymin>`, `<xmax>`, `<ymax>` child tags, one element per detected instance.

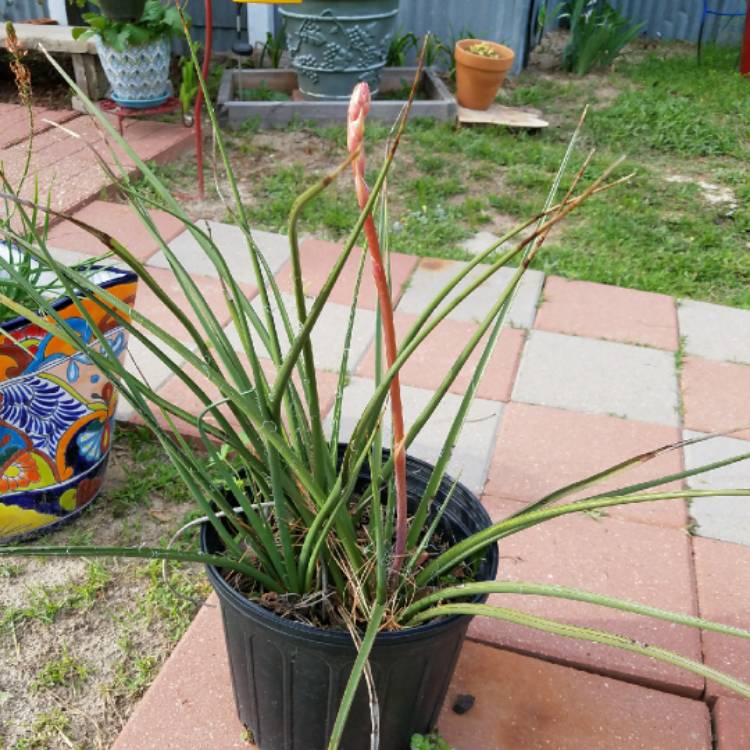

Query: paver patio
<box><xmin>47</xmin><ymin>201</ymin><xmax>750</xmax><ymax>748</ymax></box>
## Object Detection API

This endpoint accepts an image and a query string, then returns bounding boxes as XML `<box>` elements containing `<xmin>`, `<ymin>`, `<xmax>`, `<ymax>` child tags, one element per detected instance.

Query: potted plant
<box><xmin>280</xmin><ymin>0</ymin><xmax>400</xmax><ymax>99</ymax></box>
<box><xmin>455</xmin><ymin>38</ymin><xmax>515</xmax><ymax>110</ymax></box>
<box><xmin>72</xmin><ymin>0</ymin><xmax>186</xmax><ymax>108</ymax></box>
<box><xmin>0</xmin><ymin>238</ymin><xmax>138</xmax><ymax>544</ymax></box>
<box><xmin>95</xmin><ymin>0</ymin><xmax>148</xmax><ymax>22</ymax></box>
<box><xmin>2</xmin><ymin>37</ymin><xmax>750</xmax><ymax>750</ymax></box>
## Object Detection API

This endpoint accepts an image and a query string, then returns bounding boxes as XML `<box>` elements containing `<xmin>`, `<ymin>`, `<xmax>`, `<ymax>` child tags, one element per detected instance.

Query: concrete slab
<box><xmin>678</xmin><ymin>299</ymin><xmax>750</xmax><ymax>365</ymax></box>
<box><xmin>223</xmin><ymin>293</ymin><xmax>376</xmax><ymax>373</ymax></box>
<box><xmin>328</xmin><ymin>376</ymin><xmax>503</xmax><ymax>495</ymax></box>
<box><xmin>150</xmin><ymin>222</ymin><xmax>290</xmax><ymax>283</ymax></box>
<box><xmin>475</xmin><ymin>497</ymin><xmax>703</xmax><ymax>696</ymax></box>
<box><xmin>684</xmin><ymin>430</ymin><xmax>750</xmax><ymax>547</ymax></box>
<box><xmin>442</xmin><ymin>642</ymin><xmax>710</xmax><ymax>750</ymax></box>
<box><xmin>396</xmin><ymin>258</ymin><xmax>544</xmax><ymax>329</ymax></box>
<box><xmin>512</xmin><ymin>330</ymin><xmax>680</xmax><ymax>426</ymax></box>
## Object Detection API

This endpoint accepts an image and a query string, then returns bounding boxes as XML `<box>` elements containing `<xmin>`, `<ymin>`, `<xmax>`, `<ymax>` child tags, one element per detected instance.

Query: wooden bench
<box><xmin>0</xmin><ymin>23</ymin><xmax>108</xmax><ymax>101</ymax></box>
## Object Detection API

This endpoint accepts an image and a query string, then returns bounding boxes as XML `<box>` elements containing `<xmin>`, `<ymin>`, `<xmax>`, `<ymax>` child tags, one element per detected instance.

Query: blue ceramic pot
<box><xmin>95</xmin><ymin>35</ymin><xmax>171</xmax><ymax>108</ymax></box>
<box><xmin>280</xmin><ymin>0</ymin><xmax>399</xmax><ymax>99</ymax></box>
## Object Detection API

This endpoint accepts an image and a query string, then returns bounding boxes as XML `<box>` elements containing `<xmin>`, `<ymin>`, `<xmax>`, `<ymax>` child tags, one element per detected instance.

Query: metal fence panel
<box><xmin>1</xmin><ymin>0</ymin><xmax>49</xmax><ymax>22</ymax></box>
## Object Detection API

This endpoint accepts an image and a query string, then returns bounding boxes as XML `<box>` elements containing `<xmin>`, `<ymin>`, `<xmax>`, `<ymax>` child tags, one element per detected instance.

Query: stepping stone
<box><xmin>397</xmin><ymin>257</ymin><xmax>544</xmax><ymax>329</ymax></box>
<box><xmin>485</xmin><ymin>402</ymin><xmax>687</xmax><ymax>528</ymax></box>
<box><xmin>441</xmin><ymin>642</ymin><xmax>709</xmax><ymax>749</ymax></box>
<box><xmin>713</xmin><ymin>698</ymin><xmax>750</xmax><ymax>748</ymax></box>
<box><xmin>222</xmin><ymin>292</ymin><xmax>376</xmax><ymax>373</ymax></box>
<box><xmin>512</xmin><ymin>330</ymin><xmax>680</xmax><ymax>426</ymax></box>
<box><xmin>536</xmin><ymin>276</ymin><xmax>679</xmax><ymax>351</ymax></box>
<box><xmin>681</xmin><ymin>357</ymin><xmax>750</xmax><ymax>441</ymax></box>
<box><xmin>150</xmin><ymin>222</ymin><xmax>290</xmax><ymax>283</ymax></box>
<box><xmin>356</xmin><ymin>312</ymin><xmax>526</xmax><ymax>402</ymax></box>
<box><xmin>685</xmin><ymin>430</ymin><xmax>750</xmax><ymax>546</ymax></box>
<box><xmin>329</xmin><ymin>376</ymin><xmax>503</xmax><ymax>496</ymax></box>
<box><xmin>47</xmin><ymin>200</ymin><xmax>185</xmax><ymax>263</ymax></box>
<box><xmin>693</xmin><ymin>537</ymin><xmax>750</xmax><ymax>699</ymax></box>
<box><xmin>678</xmin><ymin>298</ymin><xmax>750</xmax><ymax>365</ymax></box>
<box><xmin>473</xmin><ymin>497</ymin><xmax>703</xmax><ymax>696</ymax></box>
<box><xmin>274</xmin><ymin>237</ymin><xmax>418</xmax><ymax>310</ymax></box>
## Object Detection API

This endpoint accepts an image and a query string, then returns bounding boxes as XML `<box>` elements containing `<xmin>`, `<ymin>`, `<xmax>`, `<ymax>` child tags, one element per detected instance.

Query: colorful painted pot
<box><xmin>0</xmin><ymin>267</ymin><xmax>138</xmax><ymax>544</ymax></box>
<box><xmin>280</xmin><ymin>0</ymin><xmax>399</xmax><ymax>99</ymax></box>
<box><xmin>95</xmin><ymin>35</ymin><xmax>171</xmax><ymax>108</ymax></box>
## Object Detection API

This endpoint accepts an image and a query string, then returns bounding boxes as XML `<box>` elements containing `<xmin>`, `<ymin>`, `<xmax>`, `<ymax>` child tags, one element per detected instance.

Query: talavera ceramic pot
<box><xmin>280</xmin><ymin>0</ymin><xmax>399</xmax><ymax>99</ymax></box>
<box><xmin>0</xmin><ymin>267</ymin><xmax>138</xmax><ymax>543</ymax></box>
<box><xmin>96</xmin><ymin>36</ymin><xmax>171</xmax><ymax>108</ymax></box>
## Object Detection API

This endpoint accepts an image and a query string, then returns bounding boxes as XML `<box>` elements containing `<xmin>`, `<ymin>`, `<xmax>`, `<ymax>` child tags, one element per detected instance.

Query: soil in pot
<box><xmin>455</xmin><ymin>39</ymin><xmax>515</xmax><ymax>110</ymax></box>
<box><xmin>202</xmin><ymin>452</ymin><xmax>499</xmax><ymax>750</ymax></box>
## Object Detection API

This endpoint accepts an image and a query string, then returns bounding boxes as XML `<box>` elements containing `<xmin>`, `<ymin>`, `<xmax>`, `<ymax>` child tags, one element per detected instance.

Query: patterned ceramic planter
<box><xmin>95</xmin><ymin>35</ymin><xmax>171</xmax><ymax>108</ymax></box>
<box><xmin>280</xmin><ymin>0</ymin><xmax>399</xmax><ymax>99</ymax></box>
<box><xmin>0</xmin><ymin>267</ymin><xmax>138</xmax><ymax>544</ymax></box>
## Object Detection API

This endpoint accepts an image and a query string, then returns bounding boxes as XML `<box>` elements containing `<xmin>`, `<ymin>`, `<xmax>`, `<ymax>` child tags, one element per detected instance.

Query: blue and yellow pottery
<box><xmin>0</xmin><ymin>268</ymin><xmax>138</xmax><ymax>543</ymax></box>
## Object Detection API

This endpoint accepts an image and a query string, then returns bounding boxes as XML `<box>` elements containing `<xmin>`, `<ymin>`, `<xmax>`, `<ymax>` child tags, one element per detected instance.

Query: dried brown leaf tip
<box><xmin>5</xmin><ymin>22</ymin><xmax>32</xmax><ymax>106</ymax></box>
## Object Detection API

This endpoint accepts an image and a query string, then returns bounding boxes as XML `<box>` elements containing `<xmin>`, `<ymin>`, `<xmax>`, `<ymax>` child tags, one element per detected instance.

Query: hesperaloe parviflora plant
<box><xmin>1</xmin><ymin>22</ymin><xmax>750</xmax><ymax>750</ymax></box>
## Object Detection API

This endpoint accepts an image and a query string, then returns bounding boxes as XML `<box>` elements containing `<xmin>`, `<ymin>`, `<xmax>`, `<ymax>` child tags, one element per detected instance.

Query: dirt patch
<box><xmin>0</xmin><ymin>51</ymin><xmax>74</xmax><ymax>110</ymax></box>
<box><xmin>0</xmin><ymin>429</ymin><xmax>208</xmax><ymax>750</ymax></box>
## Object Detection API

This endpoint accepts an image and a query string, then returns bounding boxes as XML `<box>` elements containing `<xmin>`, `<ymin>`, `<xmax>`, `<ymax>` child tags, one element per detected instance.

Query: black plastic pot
<box><xmin>202</xmin><ymin>452</ymin><xmax>499</xmax><ymax>750</ymax></box>
<box><xmin>97</xmin><ymin>0</ymin><xmax>146</xmax><ymax>21</ymax></box>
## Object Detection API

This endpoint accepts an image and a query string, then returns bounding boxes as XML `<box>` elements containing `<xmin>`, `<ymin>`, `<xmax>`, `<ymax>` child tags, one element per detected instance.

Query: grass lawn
<box><xmin>155</xmin><ymin>42</ymin><xmax>750</xmax><ymax>309</ymax></box>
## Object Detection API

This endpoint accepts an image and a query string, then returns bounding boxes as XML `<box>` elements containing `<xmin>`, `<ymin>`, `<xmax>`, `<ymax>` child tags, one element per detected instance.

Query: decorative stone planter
<box><xmin>280</xmin><ymin>0</ymin><xmax>399</xmax><ymax>100</ymax></box>
<box><xmin>95</xmin><ymin>36</ymin><xmax>171</xmax><ymax>108</ymax></box>
<box><xmin>0</xmin><ymin>267</ymin><xmax>138</xmax><ymax>543</ymax></box>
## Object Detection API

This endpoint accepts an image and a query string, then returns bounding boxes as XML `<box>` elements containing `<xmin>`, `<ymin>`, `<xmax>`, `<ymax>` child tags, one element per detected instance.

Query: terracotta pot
<box><xmin>455</xmin><ymin>39</ymin><xmax>514</xmax><ymax>111</ymax></box>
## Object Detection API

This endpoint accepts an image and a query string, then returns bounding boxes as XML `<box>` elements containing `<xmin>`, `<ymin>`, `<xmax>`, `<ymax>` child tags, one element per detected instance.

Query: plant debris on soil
<box><xmin>0</xmin><ymin>427</ymin><xmax>210</xmax><ymax>750</ymax></box>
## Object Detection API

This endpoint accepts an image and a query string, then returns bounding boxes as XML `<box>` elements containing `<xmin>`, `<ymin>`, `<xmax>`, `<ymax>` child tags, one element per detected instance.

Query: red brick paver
<box><xmin>47</xmin><ymin>200</ymin><xmax>185</xmax><ymax>261</ymax></box>
<box><xmin>713</xmin><ymin>698</ymin><xmax>750</xmax><ymax>749</ymax></box>
<box><xmin>357</xmin><ymin>312</ymin><xmax>525</xmax><ymax>402</ymax></box>
<box><xmin>473</xmin><ymin>497</ymin><xmax>703</xmax><ymax>695</ymax></box>
<box><xmin>682</xmin><ymin>356</ymin><xmax>750</xmax><ymax>441</ymax></box>
<box><xmin>440</xmin><ymin>642</ymin><xmax>710</xmax><ymax>750</ymax></box>
<box><xmin>693</xmin><ymin>537</ymin><xmax>750</xmax><ymax>699</ymax></box>
<box><xmin>275</xmin><ymin>237</ymin><xmax>418</xmax><ymax>310</ymax></box>
<box><xmin>535</xmin><ymin>276</ymin><xmax>679</xmax><ymax>350</ymax></box>
<box><xmin>484</xmin><ymin>402</ymin><xmax>687</xmax><ymax>527</ymax></box>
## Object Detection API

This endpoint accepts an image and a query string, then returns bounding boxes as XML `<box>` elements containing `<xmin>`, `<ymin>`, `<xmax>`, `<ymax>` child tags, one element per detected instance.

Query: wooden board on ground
<box><xmin>458</xmin><ymin>104</ymin><xmax>549</xmax><ymax>129</ymax></box>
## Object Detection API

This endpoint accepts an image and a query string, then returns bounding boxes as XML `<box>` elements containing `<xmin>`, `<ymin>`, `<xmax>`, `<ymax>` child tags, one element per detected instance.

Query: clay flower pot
<box><xmin>455</xmin><ymin>39</ymin><xmax>515</xmax><ymax>111</ymax></box>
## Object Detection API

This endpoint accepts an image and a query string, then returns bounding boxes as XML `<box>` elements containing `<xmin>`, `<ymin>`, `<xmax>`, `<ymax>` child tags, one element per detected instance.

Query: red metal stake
<box><xmin>194</xmin><ymin>0</ymin><xmax>213</xmax><ymax>197</ymax></box>
<box><xmin>741</xmin><ymin>0</ymin><xmax>750</xmax><ymax>75</ymax></box>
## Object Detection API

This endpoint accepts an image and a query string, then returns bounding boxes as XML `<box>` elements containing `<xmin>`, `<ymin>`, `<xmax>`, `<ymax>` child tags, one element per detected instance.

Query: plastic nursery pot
<box><xmin>95</xmin><ymin>35</ymin><xmax>172</xmax><ymax>108</ymax></box>
<box><xmin>0</xmin><ymin>266</ymin><xmax>138</xmax><ymax>544</ymax></box>
<box><xmin>97</xmin><ymin>0</ymin><xmax>147</xmax><ymax>22</ymax></box>
<box><xmin>454</xmin><ymin>39</ymin><xmax>515</xmax><ymax>111</ymax></box>
<box><xmin>280</xmin><ymin>0</ymin><xmax>400</xmax><ymax>99</ymax></box>
<box><xmin>202</xmin><ymin>451</ymin><xmax>499</xmax><ymax>750</ymax></box>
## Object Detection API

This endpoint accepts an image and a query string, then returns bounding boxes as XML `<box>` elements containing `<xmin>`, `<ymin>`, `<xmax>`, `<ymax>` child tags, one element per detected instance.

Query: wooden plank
<box><xmin>0</xmin><ymin>23</ymin><xmax>97</xmax><ymax>55</ymax></box>
<box><xmin>458</xmin><ymin>104</ymin><xmax>549</xmax><ymax>129</ymax></box>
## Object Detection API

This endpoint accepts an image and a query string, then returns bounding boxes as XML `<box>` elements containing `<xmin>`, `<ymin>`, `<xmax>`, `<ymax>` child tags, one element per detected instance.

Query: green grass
<box><xmin>148</xmin><ymin>42</ymin><xmax>750</xmax><ymax>308</ymax></box>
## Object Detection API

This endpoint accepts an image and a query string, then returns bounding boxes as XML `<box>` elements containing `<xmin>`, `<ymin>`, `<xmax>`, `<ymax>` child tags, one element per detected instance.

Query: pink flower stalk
<box><xmin>347</xmin><ymin>83</ymin><xmax>408</xmax><ymax>582</ymax></box>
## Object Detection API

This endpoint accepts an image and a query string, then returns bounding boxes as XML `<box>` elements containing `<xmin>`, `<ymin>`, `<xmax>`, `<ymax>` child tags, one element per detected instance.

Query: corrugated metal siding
<box><xmin>187</xmin><ymin>0</ymin><xmax>244</xmax><ymax>53</ymax></box>
<box><xmin>190</xmin><ymin>1</ymin><xmax>746</xmax><ymax>62</ymax></box>
<box><xmin>609</xmin><ymin>0</ymin><xmax>745</xmax><ymax>44</ymax></box>
<box><xmin>1</xmin><ymin>0</ymin><xmax>49</xmax><ymax>22</ymax></box>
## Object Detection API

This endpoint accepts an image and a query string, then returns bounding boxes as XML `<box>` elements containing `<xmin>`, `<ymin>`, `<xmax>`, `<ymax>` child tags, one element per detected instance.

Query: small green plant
<box><xmin>72</xmin><ymin>0</ymin><xmax>187</xmax><ymax>51</ymax></box>
<box><xmin>411</xmin><ymin>732</ymin><xmax>454</xmax><ymax>750</ymax></box>
<box><xmin>560</xmin><ymin>0</ymin><xmax>644</xmax><ymax>75</ymax></box>
<box><xmin>240</xmin><ymin>80</ymin><xmax>291</xmax><ymax>102</ymax></box>
<box><xmin>259</xmin><ymin>30</ymin><xmax>286</xmax><ymax>69</ymax></box>
<box><xmin>179</xmin><ymin>53</ymin><xmax>199</xmax><ymax>114</ymax></box>
<box><xmin>387</xmin><ymin>29</ymin><xmax>419</xmax><ymax>66</ymax></box>
<box><xmin>468</xmin><ymin>41</ymin><xmax>500</xmax><ymax>59</ymax></box>
<box><xmin>30</xmin><ymin>647</ymin><xmax>91</xmax><ymax>694</ymax></box>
